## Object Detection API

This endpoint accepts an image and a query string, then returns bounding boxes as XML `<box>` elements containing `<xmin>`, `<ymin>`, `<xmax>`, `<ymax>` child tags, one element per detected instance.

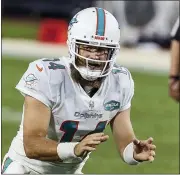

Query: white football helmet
<box><xmin>67</xmin><ymin>7</ymin><xmax>120</xmax><ymax>81</ymax></box>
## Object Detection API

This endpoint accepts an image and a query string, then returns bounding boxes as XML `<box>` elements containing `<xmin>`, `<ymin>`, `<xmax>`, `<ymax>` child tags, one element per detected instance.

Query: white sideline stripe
<box><xmin>2</xmin><ymin>107</ymin><xmax>22</xmax><ymax>122</ymax></box>
<box><xmin>2</xmin><ymin>39</ymin><xmax>170</xmax><ymax>73</ymax></box>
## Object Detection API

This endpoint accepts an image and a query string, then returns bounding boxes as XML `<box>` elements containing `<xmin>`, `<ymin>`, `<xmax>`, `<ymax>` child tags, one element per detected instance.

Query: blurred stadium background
<box><xmin>1</xmin><ymin>0</ymin><xmax>179</xmax><ymax>174</ymax></box>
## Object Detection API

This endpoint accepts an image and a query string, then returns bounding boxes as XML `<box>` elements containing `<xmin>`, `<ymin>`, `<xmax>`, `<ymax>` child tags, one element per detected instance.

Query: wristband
<box><xmin>57</xmin><ymin>142</ymin><xmax>79</xmax><ymax>160</ymax></box>
<box><xmin>123</xmin><ymin>142</ymin><xmax>140</xmax><ymax>165</ymax></box>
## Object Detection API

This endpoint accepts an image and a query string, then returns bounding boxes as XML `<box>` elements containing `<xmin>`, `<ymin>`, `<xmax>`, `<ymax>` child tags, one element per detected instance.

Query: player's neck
<box><xmin>70</xmin><ymin>64</ymin><xmax>103</xmax><ymax>97</ymax></box>
<box><xmin>83</xmin><ymin>85</ymin><xmax>98</xmax><ymax>97</ymax></box>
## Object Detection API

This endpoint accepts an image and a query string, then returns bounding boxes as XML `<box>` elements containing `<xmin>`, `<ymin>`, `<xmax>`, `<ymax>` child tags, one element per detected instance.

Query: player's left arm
<box><xmin>110</xmin><ymin>107</ymin><xmax>135</xmax><ymax>158</ymax></box>
<box><xmin>110</xmin><ymin>72</ymin><xmax>156</xmax><ymax>165</ymax></box>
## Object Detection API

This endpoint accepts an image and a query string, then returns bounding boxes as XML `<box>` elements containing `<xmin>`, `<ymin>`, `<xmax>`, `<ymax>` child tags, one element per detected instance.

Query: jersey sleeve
<box><xmin>171</xmin><ymin>17</ymin><xmax>180</xmax><ymax>41</ymax></box>
<box><xmin>119</xmin><ymin>71</ymin><xmax>134</xmax><ymax>112</ymax></box>
<box><xmin>15</xmin><ymin>60</ymin><xmax>53</xmax><ymax>108</ymax></box>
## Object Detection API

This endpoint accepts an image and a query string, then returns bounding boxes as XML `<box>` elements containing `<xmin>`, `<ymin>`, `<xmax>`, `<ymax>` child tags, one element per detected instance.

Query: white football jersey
<box><xmin>7</xmin><ymin>57</ymin><xmax>134</xmax><ymax>174</ymax></box>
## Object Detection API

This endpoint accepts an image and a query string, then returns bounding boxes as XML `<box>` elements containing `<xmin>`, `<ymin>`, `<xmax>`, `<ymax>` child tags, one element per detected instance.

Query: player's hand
<box><xmin>74</xmin><ymin>132</ymin><xmax>109</xmax><ymax>157</ymax></box>
<box><xmin>168</xmin><ymin>78</ymin><xmax>180</xmax><ymax>102</ymax></box>
<box><xmin>133</xmin><ymin>137</ymin><xmax>156</xmax><ymax>163</ymax></box>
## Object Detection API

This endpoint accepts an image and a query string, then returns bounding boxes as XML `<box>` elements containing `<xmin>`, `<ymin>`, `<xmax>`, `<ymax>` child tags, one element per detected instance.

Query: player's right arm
<box><xmin>17</xmin><ymin>59</ymin><xmax>62</xmax><ymax>161</ymax></box>
<box><xmin>16</xmin><ymin>59</ymin><xmax>107</xmax><ymax>161</ymax></box>
<box><xmin>23</xmin><ymin>95</ymin><xmax>60</xmax><ymax>161</ymax></box>
<box><xmin>110</xmin><ymin>70</ymin><xmax>156</xmax><ymax>164</ymax></box>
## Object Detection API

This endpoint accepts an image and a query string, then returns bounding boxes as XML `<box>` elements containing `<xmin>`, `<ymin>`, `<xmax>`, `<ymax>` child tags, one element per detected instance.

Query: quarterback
<box><xmin>2</xmin><ymin>7</ymin><xmax>156</xmax><ymax>174</ymax></box>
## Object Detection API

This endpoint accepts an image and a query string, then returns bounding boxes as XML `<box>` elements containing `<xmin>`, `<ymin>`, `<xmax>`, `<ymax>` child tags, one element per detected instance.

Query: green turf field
<box><xmin>2</xmin><ymin>19</ymin><xmax>38</xmax><ymax>39</ymax></box>
<box><xmin>2</xmin><ymin>57</ymin><xmax>179</xmax><ymax>174</ymax></box>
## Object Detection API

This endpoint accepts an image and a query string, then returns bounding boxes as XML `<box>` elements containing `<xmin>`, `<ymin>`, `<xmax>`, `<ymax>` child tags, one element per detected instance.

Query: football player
<box><xmin>2</xmin><ymin>7</ymin><xmax>156</xmax><ymax>174</ymax></box>
<box><xmin>169</xmin><ymin>17</ymin><xmax>180</xmax><ymax>102</ymax></box>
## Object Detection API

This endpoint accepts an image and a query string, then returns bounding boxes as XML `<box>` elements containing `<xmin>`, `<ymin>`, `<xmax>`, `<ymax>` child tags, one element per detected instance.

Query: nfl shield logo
<box><xmin>89</xmin><ymin>100</ymin><xmax>94</xmax><ymax>110</ymax></box>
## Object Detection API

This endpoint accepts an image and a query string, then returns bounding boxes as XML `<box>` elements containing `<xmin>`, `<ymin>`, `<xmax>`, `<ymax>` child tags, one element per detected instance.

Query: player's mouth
<box><xmin>88</xmin><ymin>62</ymin><xmax>102</xmax><ymax>70</ymax></box>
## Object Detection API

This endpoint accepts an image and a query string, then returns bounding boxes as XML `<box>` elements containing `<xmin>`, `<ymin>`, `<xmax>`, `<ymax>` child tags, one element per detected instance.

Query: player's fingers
<box><xmin>150</xmin><ymin>151</ymin><xmax>156</xmax><ymax>157</ymax></box>
<box><xmin>84</xmin><ymin>137</ymin><xmax>103</xmax><ymax>144</ymax></box>
<box><xmin>82</xmin><ymin>139</ymin><xmax>96</xmax><ymax>146</ymax></box>
<box><xmin>83</xmin><ymin>146</ymin><xmax>96</xmax><ymax>152</ymax></box>
<box><xmin>134</xmin><ymin>152</ymin><xmax>149</xmax><ymax>161</ymax></box>
<box><xmin>92</xmin><ymin>132</ymin><xmax>105</xmax><ymax>137</ymax></box>
<box><xmin>138</xmin><ymin>140</ymin><xmax>146</xmax><ymax>147</ymax></box>
<box><xmin>149</xmin><ymin>144</ymin><xmax>156</xmax><ymax>150</ymax></box>
<box><xmin>82</xmin><ymin>133</ymin><xmax>104</xmax><ymax>142</ymax></box>
<box><xmin>99</xmin><ymin>135</ymin><xmax>109</xmax><ymax>142</ymax></box>
<box><xmin>143</xmin><ymin>143</ymin><xmax>153</xmax><ymax>150</ymax></box>
<box><xmin>148</xmin><ymin>156</ymin><xmax>154</xmax><ymax>163</ymax></box>
<box><xmin>133</xmin><ymin>139</ymin><xmax>140</xmax><ymax>145</ymax></box>
<box><xmin>141</xmin><ymin>141</ymin><xmax>154</xmax><ymax>150</ymax></box>
<box><xmin>171</xmin><ymin>81</ymin><xmax>179</xmax><ymax>91</ymax></box>
<box><xmin>139</xmin><ymin>137</ymin><xmax>153</xmax><ymax>148</ymax></box>
<box><xmin>91</xmin><ymin>135</ymin><xmax>106</xmax><ymax>141</ymax></box>
<box><xmin>87</xmin><ymin>140</ymin><xmax>101</xmax><ymax>145</ymax></box>
<box><xmin>87</xmin><ymin>132</ymin><xmax>104</xmax><ymax>138</ymax></box>
<box><xmin>147</xmin><ymin>137</ymin><xmax>153</xmax><ymax>144</ymax></box>
<box><xmin>92</xmin><ymin>137</ymin><xmax>102</xmax><ymax>141</ymax></box>
<box><xmin>90</xmin><ymin>134</ymin><xmax>109</xmax><ymax>141</ymax></box>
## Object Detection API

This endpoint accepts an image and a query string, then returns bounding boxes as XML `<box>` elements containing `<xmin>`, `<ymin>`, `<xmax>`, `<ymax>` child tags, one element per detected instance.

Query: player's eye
<box><xmin>82</xmin><ymin>46</ymin><xmax>96</xmax><ymax>52</ymax></box>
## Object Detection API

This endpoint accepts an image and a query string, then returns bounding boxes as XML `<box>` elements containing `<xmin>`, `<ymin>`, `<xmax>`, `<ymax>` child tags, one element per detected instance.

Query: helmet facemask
<box><xmin>68</xmin><ymin>39</ymin><xmax>120</xmax><ymax>81</ymax></box>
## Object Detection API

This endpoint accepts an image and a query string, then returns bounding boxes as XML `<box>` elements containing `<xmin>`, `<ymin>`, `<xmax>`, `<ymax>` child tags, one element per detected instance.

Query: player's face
<box><xmin>76</xmin><ymin>44</ymin><xmax>109</xmax><ymax>70</ymax></box>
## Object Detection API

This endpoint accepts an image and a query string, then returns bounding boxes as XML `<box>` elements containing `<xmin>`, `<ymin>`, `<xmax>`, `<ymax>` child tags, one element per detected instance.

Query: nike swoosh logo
<box><xmin>36</xmin><ymin>64</ymin><xmax>43</xmax><ymax>72</ymax></box>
